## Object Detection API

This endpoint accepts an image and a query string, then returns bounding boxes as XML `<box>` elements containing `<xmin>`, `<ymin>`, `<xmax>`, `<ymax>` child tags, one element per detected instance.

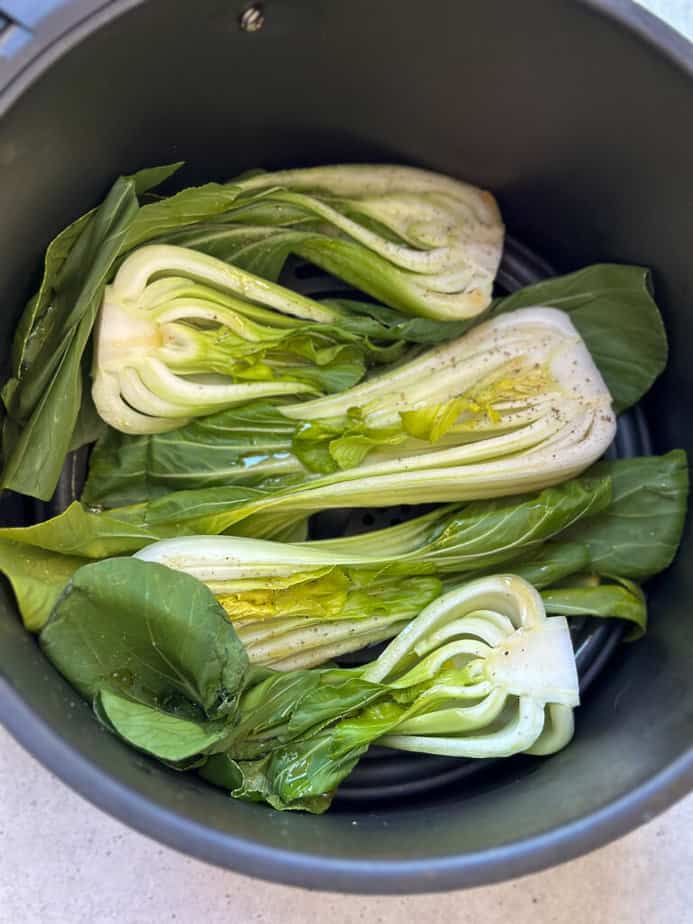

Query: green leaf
<box><xmin>324</xmin><ymin>299</ymin><xmax>471</xmax><ymax>345</ymax></box>
<box><xmin>1</xmin><ymin>175</ymin><xmax>140</xmax><ymax>499</ymax></box>
<box><xmin>121</xmin><ymin>183</ymin><xmax>243</xmax><ymax>252</ymax></box>
<box><xmin>492</xmin><ymin>264</ymin><xmax>667</xmax><ymax>413</ymax></box>
<box><xmin>456</xmin><ymin>541</ymin><xmax>591</xmax><ymax>591</ymax></box>
<box><xmin>4</xmin><ymin>212</ymin><xmax>93</xmax><ymax>390</ymax></box>
<box><xmin>0</xmin><ymin>502</ymin><xmax>167</xmax><ymax>558</ymax></box>
<box><xmin>154</xmin><ymin>223</ymin><xmax>317</xmax><ymax>282</ymax></box>
<box><xmin>83</xmin><ymin>401</ymin><xmax>299</xmax><ymax>507</ymax></box>
<box><xmin>207</xmin><ymin>668</ymin><xmax>387</xmax><ymax>812</ymax></box>
<box><xmin>68</xmin><ymin>378</ymin><xmax>107</xmax><ymax>452</ymax></box>
<box><xmin>95</xmin><ymin>689</ymin><xmax>230</xmax><ymax>766</ymax></box>
<box><xmin>215</xmin><ymin>732</ymin><xmax>366</xmax><ymax>814</ymax></box>
<box><xmin>129</xmin><ymin>162</ymin><xmax>183</xmax><ymax>196</ymax></box>
<box><xmin>542</xmin><ymin>577</ymin><xmax>647</xmax><ymax>639</ymax></box>
<box><xmin>400</xmin><ymin>475</ymin><xmax>613</xmax><ymax>573</ymax></box>
<box><xmin>40</xmin><ymin>558</ymin><xmax>248</xmax><ymax>713</ymax></box>
<box><xmin>561</xmin><ymin>450</ymin><xmax>688</xmax><ymax>580</ymax></box>
<box><xmin>0</xmin><ymin>538</ymin><xmax>88</xmax><ymax>632</ymax></box>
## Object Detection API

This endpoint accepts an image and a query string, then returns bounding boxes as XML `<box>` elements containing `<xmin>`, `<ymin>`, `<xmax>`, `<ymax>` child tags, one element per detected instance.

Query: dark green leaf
<box><xmin>40</xmin><ymin>558</ymin><xmax>248</xmax><ymax>713</ymax></box>
<box><xmin>410</xmin><ymin>476</ymin><xmax>612</xmax><ymax>573</ymax></box>
<box><xmin>492</xmin><ymin>264</ymin><xmax>667</xmax><ymax>413</ymax></box>
<box><xmin>1</xmin><ymin>176</ymin><xmax>140</xmax><ymax>499</ymax></box>
<box><xmin>214</xmin><ymin>733</ymin><xmax>365</xmax><ymax>814</ymax></box>
<box><xmin>562</xmin><ymin>450</ymin><xmax>688</xmax><ymax>580</ymax></box>
<box><xmin>542</xmin><ymin>577</ymin><xmax>647</xmax><ymax>638</ymax></box>
<box><xmin>129</xmin><ymin>162</ymin><xmax>183</xmax><ymax>196</ymax></box>
<box><xmin>68</xmin><ymin>380</ymin><xmax>107</xmax><ymax>452</ymax></box>
<box><xmin>83</xmin><ymin>401</ymin><xmax>299</xmax><ymax>507</ymax></box>
<box><xmin>453</xmin><ymin>541</ymin><xmax>591</xmax><ymax>591</ymax></box>
<box><xmin>121</xmin><ymin>183</ymin><xmax>242</xmax><ymax>252</ymax></box>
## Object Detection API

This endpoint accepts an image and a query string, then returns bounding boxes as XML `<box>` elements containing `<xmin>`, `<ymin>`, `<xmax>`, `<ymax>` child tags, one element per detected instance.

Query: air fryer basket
<box><xmin>0</xmin><ymin>0</ymin><xmax>691</xmax><ymax>893</ymax></box>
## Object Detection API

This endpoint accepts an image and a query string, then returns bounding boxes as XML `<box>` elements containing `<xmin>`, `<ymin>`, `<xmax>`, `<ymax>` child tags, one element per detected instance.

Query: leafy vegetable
<box><xmin>83</xmin><ymin>401</ymin><xmax>303</xmax><ymax>507</ymax></box>
<box><xmin>84</xmin><ymin>305</ymin><xmax>616</xmax><ymax>523</ymax></box>
<box><xmin>0</xmin><ymin>539</ymin><xmax>88</xmax><ymax>632</ymax></box>
<box><xmin>133</xmin><ymin>472</ymin><xmax>611</xmax><ymax>666</ymax></box>
<box><xmin>82</xmin><ymin>262</ymin><xmax>668</xmax><ymax>507</ymax></box>
<box><xmin>0</xmin><ymin>450</ymin><xmax>688</xmax><ymax>644</ymax></box>
<box><xmin>228</xmin><ymin>164</ymin><xmax>505</xmax><ymax>320</ymax></box>
<box><xmin>40</xmin><ymin>559</ymin><xmax>579</xmax><ymax>812</ymax></box>
<box><xmin>560</xmin><ymin>451</ymin><xmax>689</xmax><ymax>580</ymax></box>
<box><xmin>206</xmin><ymin>575</ymin><xmax>579</xmax><ymax>811</ymax></box>
<box><xmin>94</xmin><ymin>690</ymin><xmax>230</xmax><ymax>767</ymax></box>
<box><xmin>541</xmin><ymin>576</ymin><xmax>647</xmax><ymax>640</ymax></box>
<box><xmin>1</xmin><ymin>175</ymin><xmax>141</xmax><ymax>500</ymax></box>
<box><xmin>84</xmin><ymin>256</ymin><xmax>667</xmax><ymax>507</ymax></box>
<box><xmin>92</xmin><ymin>243</ymin><xmax>471</xmax><ymax>435</ymax></box>
<box><xmin>131</xmin><ymin>452</ymin><xmax>687</xmax><ymax>665</ymax></box>
<box><xmin>93</xmin><ymin>244</ymin><xmax>345</xmax><ymax>433</ymax></box>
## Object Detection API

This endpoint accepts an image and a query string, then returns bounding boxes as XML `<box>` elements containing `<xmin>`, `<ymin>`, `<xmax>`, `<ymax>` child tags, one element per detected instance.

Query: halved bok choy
<box><xmin>133</xmin><ymin>489</ymin><xmax>600</xmax><ymax>670</ymax></box>
<box><xmin>225</xmin><ymin>163</ymin><xmax>505</xmax><ymax>320</ymax></box>
<box><xmin>202</xmin><ymin>576</ymin><xmax>580</xmax><ymax>811</ymax></box>
<box><xmin>134</xmin><ymin>451</ymin><xmax>681</xmax><ymax>668</ymax></box>
<box><xmin>83</xmin><ymin>305</ymin><xmax>618</xmax><ymax>544</ymax></box>
<box><xmin>92</xmin><ymin>243</ymin><xmax>449</xmax><ymax>433</ymax></box>
<box><xmin>39</xmin><ymin>557</ymin><xmax>579</xmax><ymax>813</ymax></box>
<box><xmin>4</xmin><ymin>450</ymin><xmax>685</xmax><ymax>636</ymax></box>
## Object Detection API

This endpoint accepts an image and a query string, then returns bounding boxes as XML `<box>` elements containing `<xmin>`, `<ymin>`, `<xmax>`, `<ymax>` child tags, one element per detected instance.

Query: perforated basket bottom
<box><xmin>44</xmin><ymin>235</ymin><xmax>647</xmax><ymax>808</ymax></box>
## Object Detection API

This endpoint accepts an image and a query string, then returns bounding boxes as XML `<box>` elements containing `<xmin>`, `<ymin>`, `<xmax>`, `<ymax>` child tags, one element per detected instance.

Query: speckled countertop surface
<box><xmin>1</xmin><ymin>3</ymin><xmax>691</xmax><ymax>922</ymax></box>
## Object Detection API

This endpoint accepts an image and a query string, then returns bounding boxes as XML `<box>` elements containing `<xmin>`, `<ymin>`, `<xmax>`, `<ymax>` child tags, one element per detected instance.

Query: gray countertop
<box><xmin>1</xmin><ymin>728</ymin><xmax>692</xmax><ymax>923</ymax></box>
<box><xmin>1</xmin><ymin>2</ymin><xmax>691</xmax><ymax>922</ymax></box>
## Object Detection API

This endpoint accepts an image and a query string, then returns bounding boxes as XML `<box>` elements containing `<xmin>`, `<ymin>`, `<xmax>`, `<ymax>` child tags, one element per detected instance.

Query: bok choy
<box><xmin>132</xmin><ymin>451</ymin><xmax>688</xmax><ymax>666</ymax></box>
<box><xmin>226</xmin><ymin>164</ymin><xmax>506</xmax><ymax>320</ymax></box>
<box><xmin>83</xmin><ymin>261</ymin><xmax>668</xmax><ymax>507</ymax></box>
<box><xmin>203</xmin><ymin>575</ymin><xmax>579</xmax><ymax>812</ymax></box>
<box><xmin>134</xmin><ymin>474</ymin><xmax>610</xmax><ymax>668</ymax></box>
<box><xmin>83</xmin><ymin>304</ymin><xmax>620</xmax><ymax>543</ymax></box>
<box><xmin>93</xmin><ymin>243</ymin><xmax>398</xmax><ymax>433</ymax></box>
<box><xmin>39</xmin><ymin>557</ymin><xmax>578</xmax><ymax>813</ymax></box>
<box><xmin>2</xmin><ymin>451</ymin><xmax>686</xmax><ymax>636</ymax></box>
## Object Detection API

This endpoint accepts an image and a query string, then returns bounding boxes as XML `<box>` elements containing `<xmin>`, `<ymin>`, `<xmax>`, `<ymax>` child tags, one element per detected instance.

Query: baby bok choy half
<box><xmin>39</xmin><ymin>557</ymin><xmax>578</xmax><ymax>813</ymax></box>
<box><xmin>92</xmin><ymin>243</ymin><xmax>474</xmax><ymax>434</ymax></box>
<box><xmin>224</xmin><ymin>164</ymin><xmax>506</xmax><ymax>320</ymax></box>
<box><xmin>83</xmin><ymin>260</ymin><xmax>668</xmax><ymax>508</ymax></box>
<box><xmin>76</xmin><ymin>304</ymin><xmax>618</xmax><ymax>548</ymax></box>
<box><xmin>134</xmin><ymin>451</ymin><xmax>689</xmax><ymax>669</ymax></box>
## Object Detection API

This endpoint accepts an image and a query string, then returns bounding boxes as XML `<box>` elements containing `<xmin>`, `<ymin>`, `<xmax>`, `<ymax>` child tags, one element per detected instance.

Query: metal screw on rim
<box><xmin>239</xmin><ymin>4</ymin><xmax>265</xmax><ymax>32</ymax></box>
